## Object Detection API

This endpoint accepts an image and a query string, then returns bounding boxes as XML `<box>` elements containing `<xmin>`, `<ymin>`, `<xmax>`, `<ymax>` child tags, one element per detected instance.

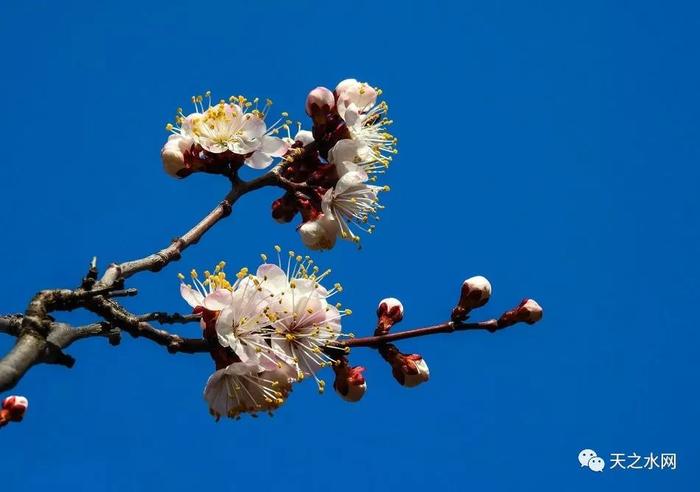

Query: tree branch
<box><xmin>0</xmin><ymin>315</ymin><xmax>23</xmax><ymax>337</ymax></box>
<box><xmin>0</xmin><ymin>157</ymin><xmax>301</xmax><ymax>391</ymax></box>
<box><xmin>340</xmin><ymin>319</ymin><xmax>512</xmax><ymax>348</ymax></box>
<box><xmin>97</xmin><ymin>165</ymin><xmax>284</xmax><ymax>288</ymax></box>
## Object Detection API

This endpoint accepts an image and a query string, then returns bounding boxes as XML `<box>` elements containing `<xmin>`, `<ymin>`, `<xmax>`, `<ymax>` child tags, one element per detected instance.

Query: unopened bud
<box><xmin>298</xmin><ymin>214</ymin><xmax>339</xmax><ymax>251</ymax></box>
<box><xmin>452</xmin><ymin>275</ymin><xmax>492</xmax><ymax>321</ymax></box>
<box><xmin>380</xmin><ymin>345</ymin><xmax>430</xmax><ymax>388</ymax></box>
<box><xmin>333</xmin><ymin>364</ymin><xmax>367</xmax><ymax>403</ymax></box>
<box><xmin>400</xmin><ymin>357</ymin><xmax>430</xmax><ymax>388</ymax></box>
<box><xmin>161</xmin><ymin>134</ymin><xmax>195</xmax><ymax>179</ymax></box>
<box><xmin>271</xmin><ymin>194</ymin><xmax>298</xmax><ymax>223</ymax></box>
<box><xmin>498</xmin><ymin>298</ymin><xmax>543</xmax><ymax>327</ymax></box>
<box><xmin>0</xmin><ymin>395</ymin><xmax>28</xmax><ymax>426</ymax></box>
<box><xmin>391</xmin><ymin>354</ymin><xmax>430</xmax><ymax>388</ymax></box>
<box><xmin>293</xmin><ymin>130</ymin><xmax>314</xmax><ymax>147</ymax></box>
<box><xmin>305</xmin><ymin>87</ymin><xmax>335</xmax><ymax>119</ymax></box>
<box><xmin>376</xmin><ymin>297</ymin><xmax>404</xmax><ymax>335</ymax></box>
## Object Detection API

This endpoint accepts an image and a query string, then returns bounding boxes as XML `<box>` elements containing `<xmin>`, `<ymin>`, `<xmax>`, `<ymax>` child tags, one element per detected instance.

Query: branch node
<box><xmin>107</xmin><ymin>288</ymin><xmax>138</xmax><ymax>298</ymax></box>
<box><xmin>167</xmin><ymin>340</ymin><xmax>182</xmax><ymax>354</ymax></box>
<box><xmin>43</xmin><ymin>342</ymin><xmax>76</xmax><ymax>368</ymax></box>
<box><xmin>220</xmin><ymin>200</ymin><xmax>233</xmax><ymax>217</ymax></box>
<box><xmin>81</xmin><ymin>257</ymin><xmax>99</xmax><ymax>290</ymax></box>
<box><xmin>107</xmin><ymin>329</ymin><xmax>122</xmax><ymax>346</ymax></box>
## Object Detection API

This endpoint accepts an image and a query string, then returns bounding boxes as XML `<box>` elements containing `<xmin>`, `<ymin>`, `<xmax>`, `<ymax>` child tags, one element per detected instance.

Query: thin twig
<box><xmin>97</xmin><ymin>165</ymin><xmax>285</xmax><ymax>287</ymax></box>
<box><xmin>138</xmin><ymin>312</ymin><xmax>201</xmax><ymax>325</ymax></box>
<box><xmin>340</xmin><ymin>318</ymin><xmax>519</xmax><ymax>349</ymax></box>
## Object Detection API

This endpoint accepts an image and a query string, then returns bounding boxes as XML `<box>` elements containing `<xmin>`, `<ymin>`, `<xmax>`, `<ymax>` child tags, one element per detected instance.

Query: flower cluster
<box><xmin>276</xmin><ymin>79</ymin><xmax>397</xmax><ymax>249</ymax></box>
<box><xmin>178</xmin><ymin>248</ymin><xmax>355</xmax><ymax>419</ymax></box>
<box><xmin>161</xmin><ymin>93</ymin><xmax>294</xmax><ymax>178</ymax></box>
<box><xmin>160</xmin><ymin>80</ymin><xmax>397</xmax><ymax>251</ymax></box>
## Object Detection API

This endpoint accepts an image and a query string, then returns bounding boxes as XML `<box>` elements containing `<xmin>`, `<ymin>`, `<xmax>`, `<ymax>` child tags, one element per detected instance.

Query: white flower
<box><xmin>183</xmin><ymin>250</ymin><xmax>350</xmax><ymax>408</ymax></box>
<box><xmin>335</xmin><ymin>79</ymin><xmax>378</xmax><ymax>116</ymax></box>
<box><xmin>334</xmin><ymin>79</ymin><xmax>396</xmax><ymax>164</ymax></box>
<box><xmin>329</xmin><ymin>139</ymin><xmax>386</xmax><ymax>177</ymax></box>
<box><xmin>298</xmin><ymin>214</ymin><xmax>339</xmax><ymax>250</ymax></box>
<box><xmin>252</xmin><ymin>253</ymin><xmax>349</xmax><ymax>391</ymax></box>
<box><xmin>167</xmin><ymin>93</ymin><xmax>290</xmax><ymax>169</ymax></box>
<box><xmin>270</xmin><ymin>282</ymin><xmax>341</xmax><ymax>383</ymax></box>
<box><xmin>322</xmin><ymin>170</ymin><xmax>386</xmax><ymax>243</ymax></box>
<box><xmin>161</xmin><ymin>133</ymin><xmax>195</xmax><ymax>178</ymax></box>
<box><xmin>204</xmin><ymin>361</ymin><xmax>295</xmax><ymax>420</ymax></box>
<box><xmin>214</xmin><ymin>275</ymin><xmax>284</xmax><ymax>368</ymax></box>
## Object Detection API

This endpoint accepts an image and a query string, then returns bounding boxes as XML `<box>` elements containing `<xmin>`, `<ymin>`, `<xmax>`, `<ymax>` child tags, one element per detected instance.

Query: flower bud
<box><xmin>498</xmin><ymin>298</ymin><xmax>543</xmax><ymax>327</ymax></box>
<box><xmin>451</xmin><ymin>275</ymin><xmax>492</xmax><ymax>321</ymax></box>
<box><xmin>293</xmin><ymin>130</ymin><xmax>314</xmax><ymax>147</ymax></box>
<box><xmin>375</xmin><ymin>297</ymin><xmax>404</xmax><ymax>335</ymax></box>
<box><xmin>161</xmin><ymin>134</ymin><xmax>195</xmax><ymax>179</ymax></box>
<box><xmin>305</xmin><ymin>86</ymin><xmax>335</xmax><ymax>119</ymax></box>
<box><xmin>0</xmin><ymin>395</ymin><xmax>28</xmax><ymax>426</ymax></box>
<box><xmin>298</xmin><ymin>214</ymin><xmax>339</xmax><ymax>250</ymax></box>
<box><xmin>271</xmin><ymin>193</ymin><xmax>298</xmax><ymax>223</ymax></box>
<box><xmin>379</xmin><ymin>344</ymin><xmax>430</xmax><ymax>388</ymax></box>
<box><xmin>333</xmin><ymin>364</ymin><xmax>367</xmax><ymax>403</ymax></box>
<box><xmin>400</xmin><ymin>357</ymin><xmax>430</xmax><ymax>388</ymax></box>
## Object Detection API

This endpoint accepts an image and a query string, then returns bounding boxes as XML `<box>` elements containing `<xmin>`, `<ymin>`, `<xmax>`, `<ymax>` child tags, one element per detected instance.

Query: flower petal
<box><xmin>245</xmin><ymin>150</ymin><xmax>273</xmax><ymax>169</ymax></box>
<box><xmin>180</xmin><ymin>283</ymin><xmax>204</xmax><ymax>308</ymax></box>
<box><xmin>294</xmin><ymin>130</ymin><xmax>314</xmax><ymax>146</ymax></box>
<box><xmin>203</xmin><ymin>288</ymin><xmax>232</xmax><ymax>311</ymax></box>
<box><xmin>241</xmin><ymin>115</ymin><xmax>266</xmax><ymax>139</ymax></box>
<box><xmin>335</xmin><ymin>170</ymin><xmax>368</xmax><ymax>195</ymax></box>
<box><xmin>257</xmin><ymin>263</ymin><xmax>288</xmax><ymax>294</ymax></box>
<box><xmin>261</xmin><ymin>136</ymin><xmax>290</xmax><ymax>157</ymax></box>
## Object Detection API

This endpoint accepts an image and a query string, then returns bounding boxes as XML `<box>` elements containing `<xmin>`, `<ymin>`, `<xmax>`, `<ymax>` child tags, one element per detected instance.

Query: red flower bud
<box><xmin>333</xmin><ymin>363</ymin><xmax>367</xmax><ymax>403</ymax></box>
<box><xmin>375</xmin><ymin>297</ymin><xmax>404</xmax><ymax>335</ymax></box>
<box><xmin>305</xmin><ymin>87</ymin><xmax>336</xmax><ymax>122</ymax></box>
<box><xmin>379</xmin><ymin>345</ymin><xmax>430</xmax><ymax>388</ymax></box>
<box><xmin>0</xmin><ymin>395</ymin><xmax>28</xmax><ymax>427</ymax></box>
<box><xmin>498</xmin><ymin>298</ymin><xmax>543</xmax><ymax>327</ymax></box>
<box><xmin>271</xmin><ymin>194</ymin><xmax>299</xmax><ymax>223</ymax></box>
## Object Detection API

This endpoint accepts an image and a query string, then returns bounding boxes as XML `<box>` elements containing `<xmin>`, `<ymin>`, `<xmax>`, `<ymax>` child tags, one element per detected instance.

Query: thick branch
<box><xmin>0</xmin><ymin>315</ymin><xmax>23</xmax><ymax>337</ymax></box>
<box><xmin>47</xmin><ymin>322</ymin><xmax>121</xmax><ymax>349</ymax></box>
<box><xmin>0</xmin><ymin>334</ymin><xmax>45</xmax><ymax>391</ymax></box>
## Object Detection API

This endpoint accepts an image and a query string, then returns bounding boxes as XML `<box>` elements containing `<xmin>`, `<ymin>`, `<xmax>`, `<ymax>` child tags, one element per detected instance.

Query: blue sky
<box><xmin>0</xmin><ymin>0</ymin><xmax>698</xmax><ymax>490</ymax></box>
